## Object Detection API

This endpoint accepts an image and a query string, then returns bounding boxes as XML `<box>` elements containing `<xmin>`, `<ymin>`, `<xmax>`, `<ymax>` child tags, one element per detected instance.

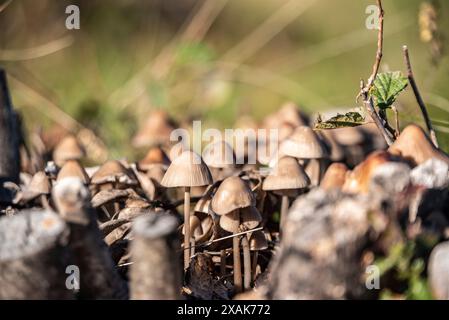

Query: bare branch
<box><xmin>360</xmin><ymin>80</ymin><xmax>394</xmax><ymax>146</ymax></box>
<box><xmin>402</xmin><ymin>45</ymin><xmax>439</xmax><ymax>148</ymax></box>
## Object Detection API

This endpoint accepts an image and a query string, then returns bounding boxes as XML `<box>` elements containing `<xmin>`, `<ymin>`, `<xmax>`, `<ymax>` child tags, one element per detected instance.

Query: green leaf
<box><xmin>314</xmin><ymin>111</ymin><xmax>365</xmax><ymax>129</ymax></box>
<box><xmin>371</xmin><ymin>71</ymin><xmax>408</xmax><ymax>109</ymax></box>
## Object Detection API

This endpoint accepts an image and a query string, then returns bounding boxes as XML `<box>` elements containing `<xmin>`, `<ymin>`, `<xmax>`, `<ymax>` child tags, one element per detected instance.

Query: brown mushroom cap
<box><xmin>279</xmin><ymin>126</ymin><xmax>327</xmax><ymax>159</ymax></box>
<box><xmin>91</xmin><ymin>160</ymin><xmax>137</xmax><ymax>185</ymax></box>
<box><xmin>388</xmin><ymin>124</ymin><xmax>449</xmax><ymax>166</ymax></box>
<box><xmin>56</xmin><ymin>160</ymin><xmax>90</xmax><ymax>184</ymax></box>
<box><xmin>202</xmin><ymin>140</ymin><xmax>236</xmax><ymax>169</ymax></box>
<box><xmin>219</xmin><ymin>210</ymin><xmax>240</xmax><ymax>233</ymax></box>
<box><xmin>211</xmin><ymin>176</ymin><xmax>255</xmax><ymax>216</ymax></box>
<box><xmin>320</xmin><ymin>163</ymin><xmax>348</xmax><ymax>190</ymax></box>
<box><xmin>138</xmin><ymin>147</ymin><xmax>170</xmax><ymax>170</ymax></box>
<box><xmin>331</xmin><ymin>127</ymin><xmax>365</xmax><ymax>146</ymax></box>
<box><xmin>240</xmin><ymin>206</ymin><xmax>262</xmax><ymax>230</ymax></box>
<box><xmin>53</xmin><ymin>135</ymin><xmax>85</xmax><ymax>166</ymax></box>
<box><xmin>342</xmin><ymin>151</ymin><xmax>396</xmax><ymax>194</ymax></box>
<box><xmin>262</xmin><ymin>156</ymin><xmax>310</xmax><ymax>193</ymax></box>
<box><xmin>194</xmin><ymin>185</ymin><xmax>215</xmax><ymax>214</ymax></box>
<box><xmin>132</xmin><ymin>110</ymin><xmax>176</xmax><ymax>148</ymax></box>
<box><xmin>161</xmin><ymin>150</ymin><xmax>213</xmax><ymax>188</ymax></box>
<box><xmin>248</xmin><ymin>230</ymin><xmax>268</xmax><ymax>251</ymax></box>
<box><xmin>22</xmin><ymin>171</ymin><xmax>51</xmax><ymax>199</ymax></box>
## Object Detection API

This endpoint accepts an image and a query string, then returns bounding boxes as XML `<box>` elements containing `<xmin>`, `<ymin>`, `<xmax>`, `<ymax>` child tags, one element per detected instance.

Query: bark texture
<box><xmin>268</xmin><ymin>189</ymin><xmax>371</xmax><ymax>299</ymax></box>
<box><xmin>0</xmin><ymin>209</ymin><xmax>72</xmax><ymax>299</ymax></box>
<box><xmin>53</xmin><ymin>177</ymin><xmax>128</xmax><ymax>299</ymax></box>
<box><xmin>130</xmin><ymin>212</ymin><xmax>181</xmax><ymax>299</ymax></box>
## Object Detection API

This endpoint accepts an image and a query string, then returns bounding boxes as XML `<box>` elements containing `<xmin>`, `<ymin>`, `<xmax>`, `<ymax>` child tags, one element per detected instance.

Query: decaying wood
<box><xmin>0</xmin><ymin>69</ymin><xmax>20</xmax><ymax>186</ymax></box>
<box><xmin>0</xmin><ymin>209</ymin><xmax>72</xmax><ymax>299</ymax></box>
<box><xmin>268</xmin><ymin>189</ymin><xmax>371</xmax><ymax>299</ymax></box>
<box><xmin>53</xmin><ymin>177</ymin><xmax>129</xmax><ymax>299</ymax></box>
<box><xmin>130</xmin><ymin>212</ymin><xmax>182</xmax><ymax>299</ymax></box>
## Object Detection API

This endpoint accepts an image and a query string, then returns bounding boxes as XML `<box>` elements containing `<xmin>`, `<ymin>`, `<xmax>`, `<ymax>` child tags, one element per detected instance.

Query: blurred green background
<box><xmin>1</xmin><ymin>0</ymin><xmax>448</xmax><ymax>159</ymax></box>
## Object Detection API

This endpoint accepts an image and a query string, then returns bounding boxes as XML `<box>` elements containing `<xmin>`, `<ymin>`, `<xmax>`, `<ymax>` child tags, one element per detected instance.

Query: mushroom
<box><xmin>342</xmin><ymin>151</ymin><xmax>397</xmax><ymax>194</ymax></box>
<box><xmin>279</xmin><ymin>126</ymin><xmax>327</xmax><ymax>186</ymax></box>
<box><xmin>52</xmin><ymin>134</ymin><xmax>85</xmax><ymax>167</ymax></box>
<box><xmin>388</xmin><ymin>124</ymin><xmax>449</xmax><ymax>167</ymax></box>
<box><xmin>320</xmin><ymin>163</ymin><xmax>349</xmax><ymax>190</ymax></box>
<box><xmin>19</xmin><ymin>171</ymin><xmax>51</xmax><ymax>208</ymax></box>
<box><xmin>248</xmin><ymin>230</ymin><xmax>268</xmax><ymax>282</ymax></box>
<box><xmin>56</xmin><ymin>160</ymin><xmax>90</xmax><ymax>184</ymax></box>
<box><xmin>132</xmin><ymin>110</ymin><xmax>176</xmax><ymax>148</ymax></box>
<box><xmin>262</xmin><ymin>156</ymin><xmax>310</xmax><ymax>232</ymax></box>
<box><xmin>90</xmin><ymin>160</ymin><xmax>138</xmax><ymax>219</ymax></box>
<box><xmin>161</xmin><ymin>150</ymin><xmax>213</xmax><ymax>270</ymax></box>
<box><xmin>138</xmin><ymin>146</ymin><xmax>170</xmax><ymax>171</ymax></box>
<box><xmin>211</xmin><ymin>176</ymin><xmax>256</xmax><ymax>293</ymax></box>
<box><xmin>202</xmin><ymin>139</ymin><xmax>236</xmax><ymax>181</ymax></box>
<box><xmin>91</xmin><ymin>160</ymin><xmax>137</xmax><ymax>192</ymax></box>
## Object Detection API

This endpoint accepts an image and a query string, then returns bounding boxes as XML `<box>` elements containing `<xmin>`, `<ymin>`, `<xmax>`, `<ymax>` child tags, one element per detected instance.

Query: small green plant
<box><xmin>371</xmin><ymin>71</ymin><xmax>408</xmax><ymax>109</ymax></box>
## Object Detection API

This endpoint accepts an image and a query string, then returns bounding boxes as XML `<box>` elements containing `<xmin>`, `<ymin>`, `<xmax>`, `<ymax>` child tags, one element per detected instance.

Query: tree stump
<box><xmin>130</xmin><ymin>212</ymin><xmax>181</xmax><ymax>299</ymax></box>
<box><xmin>0</xmin><ymin>209</ymin><xmax>72</xmax><ymax>299</ymax></box>
<box><xmin>268</xmin><ymin>189</ymin><xmax>371</xmax><ymax>299</ymax></box>
<box><xmin>53</xmin><ymin>177</ymin><xmax>129</xmax><ymax>299</ymax></box>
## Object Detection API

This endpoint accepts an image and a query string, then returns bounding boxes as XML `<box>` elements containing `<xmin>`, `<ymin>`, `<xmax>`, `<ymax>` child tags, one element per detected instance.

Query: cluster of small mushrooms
<box><xmin>1</xmin><ymin>100</ymin><xmax>449</xmax><ymax>300</ymax></box>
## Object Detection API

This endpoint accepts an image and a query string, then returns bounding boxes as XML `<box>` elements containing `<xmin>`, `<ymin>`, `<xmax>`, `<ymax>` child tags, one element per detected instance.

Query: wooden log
<box><xmin>268</xmin><ymin>189</ymin><xmax>371</xmax><ymax>299</ymax></box>
<box><xmin>130</xmin><ymin>212</ymin><xmax>181</xmax><ymax>299</ymax></box>
<box><xmin>0</xmin><ymin>69</ymin><xmax>20</xmax><ymax>185</ymax></box>
<box><xmin>0</xmin><ymin>209</ymin><xmax>72</xmax><ymax>299</ymax></box>
<box><xmin>53</xmin><ymin>177</ymin><xmax>129</xmax><ymax>299</ymax></box>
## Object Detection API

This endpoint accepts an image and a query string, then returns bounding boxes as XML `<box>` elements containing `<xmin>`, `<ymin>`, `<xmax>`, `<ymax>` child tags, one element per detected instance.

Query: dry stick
<box><xmin>392</xmin><ymin>106</ymin><xmax>400</xmax><ymax>136</ymax></box>
<box><xmin>241</xmin><ymin>236</ymin><xmax>252</xmax><ymax>290</ymax></box>
<box><xmin>53</xmin><ymin>178</ymin><xmax>128</xmax><ymax>299</ymax></box>
<box><xmin>357</xmin><ymin>1</ymin><xmax>394</xmax><ymax>146</ymax></box>
<box><xmin>0</xmin><ymin>69</ymin><xmax>20</xmax><ymax>185</ymax></box>
<box><xmin>361</xmin><ymin>0</ymin><xmax>384</xmax><ymax>96</ymax></box>
<box><xmin>130</xmin><ymin>213</ymin><xmax>181</xmax><ymax>300</ymax></box>
<box><xmin>183</xmin><ymin>186</ymin><xmax>191</xmax><ymax>270</ymax></box>
<box><xmin>402</xmin><ymin>45</ymin><xmax>439</xmax><ymax>148</ymax></box>
<box><xmin>0</xmin><ymin>210</ymin><xmax>73</xmax><ymax>299</ymax></box>
<box><xmin>361</xmin><ymin>80</ymin><xmax>395</xmax><ymax>146</ymax></box>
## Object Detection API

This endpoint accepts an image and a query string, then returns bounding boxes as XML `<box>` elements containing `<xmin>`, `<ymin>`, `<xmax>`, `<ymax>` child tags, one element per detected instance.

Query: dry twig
<box><xmin>402</xmin><ymin>45</ymin><xmax>439</xmax><ymax>148</ymax></box>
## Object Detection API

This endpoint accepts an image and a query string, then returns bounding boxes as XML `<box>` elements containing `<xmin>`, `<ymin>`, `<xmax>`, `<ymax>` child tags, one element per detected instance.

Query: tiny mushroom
<box><xmin>56</xmin><ymin>160</ymin><xmax>90</xmax><ymax>184</ymax></box>
<box><xmin>279</xmin><ymin>126</ymin><xmax>327</xmax><ymax>185</ymax></box>
<box><xmin>320</xmin><ymin>162</ymin><xmax>349</xmax><ymax>190</ymax></box>
<box><xmin>202</xmin><ymin>139</ymin><xmax>236</xmax><ymax>181</ymax></box>
<box><xmin>211</xmin><ymin>176</ymin><xmax>256</xmax><ymax>293</ymax></box>
<box><xmin>262</xmin><ymin>156</ymin><xmax>310</xmax><ymax>232</ymax></box>
<box><xmin>161</xmin><ymin>150</ymin><xmax>213</xmax><ymax>270</ymax></box>
<box><xmin>388</xmin><ymin>124</ymin><xmax>449</xmax><ymax>167</ymax></box>
<box><xmin>53</xmin><ymin>135</ymin><xmax>85</xmax><ymax>167</ymax></box>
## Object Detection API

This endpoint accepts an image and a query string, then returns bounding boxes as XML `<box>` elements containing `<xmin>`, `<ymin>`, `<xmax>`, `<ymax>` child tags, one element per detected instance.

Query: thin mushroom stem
<box><xmin>241</xmin><ymin>235</ymin><xmax>251</xmax><ymax>290</ymax></box>
<box><xmin>220</xmin><ymin>249</ymin><xmax>226</xmax><ymax>276</ymax></box>
<box><xmin>251</xmin><ymin>251</ymin><xmax>259</xmax><ymax>283</ymax></box>
<box><xmin>402</xmin><ymin>45</ymin><xmax>439</xmax><ymax>148</ymax></box>
<box><xmin>183</xmin><ymin>186</ymin><xmax>191</xmax><ymax>270</ymax></box>
<box><xmin>280</xmin><ymin>195</ymin><xmax>289</xmax><ymax>234</ymax></box>
<box><xmin>233</xmin><ymin>211</ymin><xmax>242</xmax><ymax>293</ymax></box>
<box><xmin>190</xmin><ymin>238</ymin><xmax>195</xmax><ymax>257</ymax></box>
